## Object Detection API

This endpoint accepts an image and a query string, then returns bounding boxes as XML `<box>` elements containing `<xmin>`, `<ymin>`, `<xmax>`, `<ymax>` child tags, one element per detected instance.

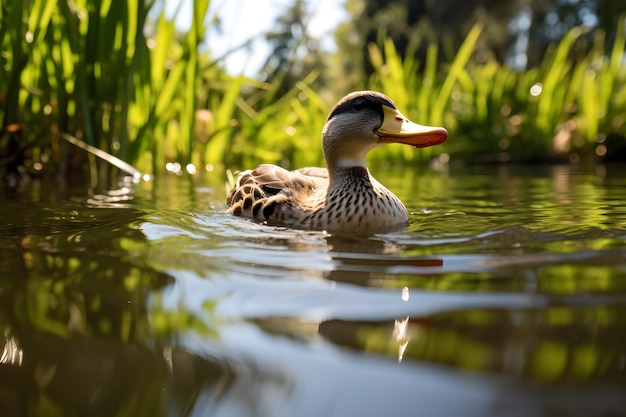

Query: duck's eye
<box><xmin>353</xmin><ymin>99</ymin><xmax>367</xmax><ymax>111</ymax></box>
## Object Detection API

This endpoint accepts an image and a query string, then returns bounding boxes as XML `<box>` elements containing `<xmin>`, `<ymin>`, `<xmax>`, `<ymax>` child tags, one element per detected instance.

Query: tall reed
<box><xmin>2</xmin><ymin>4</ymin><xmax>625</xmax><ymax>184</ymax></box>
<box><xmin>0</xmin><ymin>0</ymin><xmax>212</xmax><ymax>180</ymax></box>
<box><xmin>219</xmin><ymin>20</ymin><xmax>626</xmax><ymax>169</ymax></box>
<box><xmin>415</xmin><ymin>22</ymin><xmax>626</xmax><ymax>163</ymax></box>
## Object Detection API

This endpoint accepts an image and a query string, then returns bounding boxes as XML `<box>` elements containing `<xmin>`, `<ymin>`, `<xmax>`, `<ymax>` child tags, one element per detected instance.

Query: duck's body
<box><xmin>227</xmin><ymin>91</ymin><xmax>447</xmax><ymax>234</ymax></box>
<box><xmin>227</xmin><ymin>164</ymin><xmax>408</xmax><ymax>233</ymax></box>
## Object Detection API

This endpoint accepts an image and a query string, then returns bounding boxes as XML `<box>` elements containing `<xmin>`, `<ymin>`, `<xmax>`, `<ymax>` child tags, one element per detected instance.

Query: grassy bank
<box><xmin>1</xmin><ymin>2</ymin><xmax>625</xmax><ymax>183</ymax></box>
<box><xmin>0</xmin><ymin>0</ymin><xmax>210</xmax><ymax>181</ymax></box>
<box><xmin>216</xmin><ymin>21</ymin><xmax>626</xmax><ymax>169</ymax></box>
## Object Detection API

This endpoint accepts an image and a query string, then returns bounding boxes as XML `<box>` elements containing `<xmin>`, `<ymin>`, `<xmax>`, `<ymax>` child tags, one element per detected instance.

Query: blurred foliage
<box><xmin>337</xmin><ymin>0</ymin><xmax>626</xmax><ymax>79</ymax></box>
<box><xmin>257</xmin><ymin>0</ymin><xmax>328</xmax><ymax>99</ymax></box>
<box><xmin>337</xmin><ymin>0</ymin><xmax>626</xmax><ymax>163</ymax></box>
<box><xmin>1</xmin><ymin>0</ymin><xmax>626</xmax><ymax>187</ymax></box>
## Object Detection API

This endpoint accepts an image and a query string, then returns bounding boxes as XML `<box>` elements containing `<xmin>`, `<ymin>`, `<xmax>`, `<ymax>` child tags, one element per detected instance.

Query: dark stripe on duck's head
<box><xmin>327</xmin><ymin>91</ymin><xmax>397</xmax><ymax>121</ymax></box>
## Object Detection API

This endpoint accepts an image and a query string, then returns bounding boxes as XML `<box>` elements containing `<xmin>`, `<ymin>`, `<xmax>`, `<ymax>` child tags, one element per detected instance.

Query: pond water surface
<box><xmin>1</xmin><ymin>164</ymin><xmax>626</xmax><ymax>417</ymax></box>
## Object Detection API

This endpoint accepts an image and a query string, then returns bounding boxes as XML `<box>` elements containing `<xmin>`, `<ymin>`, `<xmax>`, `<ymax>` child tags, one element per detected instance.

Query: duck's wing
<box><xmin>227</xmin><ymin>164</ymin><xmax>328</xmax><ymax>219</ymax></box>
<box><xmin>251</xmin><ymin>164</ymin><xmax>307</xmax><ymax>194</ymax></box>
<box><xmin>294</xmin><ymin>166</ymin><xmax>329</xmax><ymax>179</ymax></box>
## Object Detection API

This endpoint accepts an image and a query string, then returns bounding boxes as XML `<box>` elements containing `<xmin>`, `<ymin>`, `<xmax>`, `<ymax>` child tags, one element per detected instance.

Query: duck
<box><xmin>226</xmin><ymin>91</ymin><xmax>448</xmax><ymax>234</ymax></box>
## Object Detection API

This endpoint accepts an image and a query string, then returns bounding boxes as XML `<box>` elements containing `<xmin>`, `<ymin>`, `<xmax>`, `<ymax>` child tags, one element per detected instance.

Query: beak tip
<box><xmin>414</xmin><ymin>129</ymin><xmax>448</xmax><ymax>148</ymax></box>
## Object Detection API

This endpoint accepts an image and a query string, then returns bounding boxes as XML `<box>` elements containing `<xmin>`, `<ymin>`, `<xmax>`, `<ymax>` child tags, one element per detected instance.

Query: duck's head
<box><xmin>322</xmin><ymin>91</ymin><xmax>448</xmax><ymax>169</ymax></box>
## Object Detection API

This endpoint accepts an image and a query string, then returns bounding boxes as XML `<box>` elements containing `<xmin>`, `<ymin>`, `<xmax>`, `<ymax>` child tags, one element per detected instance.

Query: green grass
<box><xmin>360</xmin><ymin>21</ymin><xmax>626</xmax><ymax>164</ymax></box>
<box><xmin>1</xmin><ymin>0</ymin><xmax>211</xmax><ymax>180</ymax></box>
<box><xmin>198</xmin><ymin>19</ymin><xmax>626</xmax><ymax>169</ymax></box>
<box><xmin>436</xmin><ymin>22</ymin><xmax>626</xmax><ymax>163</ymax></box>
<box><xmin>2</xmin><ymin>4</ymin><xmax>625</xmax><ymax>183</ymax></box>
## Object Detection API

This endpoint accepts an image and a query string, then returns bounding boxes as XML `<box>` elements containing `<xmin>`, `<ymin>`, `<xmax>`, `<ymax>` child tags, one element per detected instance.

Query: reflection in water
<box><xmin>393</xmin><ymin>316</ymin><xmax>411</xmax><ymax>362</ymax></box>
<box><xmin>317</xmin><ymin>306</ymin><xmax>626</xmax><ymax>381</ymax></box>
<box><xmin>1</xmin><ymin>165</ymin><xmax>626</xmax><ymax>416</ymax></box>
<box><xmin>0</xmin><ymin>189</ymin><xmax>180</xmax><ymax>416</ymax></box>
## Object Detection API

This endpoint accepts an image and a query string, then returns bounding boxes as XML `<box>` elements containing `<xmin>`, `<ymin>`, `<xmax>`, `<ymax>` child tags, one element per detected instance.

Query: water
<box><xmin>1</xmin><ymin>164</ymin><xmax>626</xmax><ymax>416</ymax></box>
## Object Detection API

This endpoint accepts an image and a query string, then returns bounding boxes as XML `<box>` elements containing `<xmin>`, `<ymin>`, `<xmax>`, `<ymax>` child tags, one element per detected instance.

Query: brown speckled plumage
<box><xmin>226</xmin><ymin>91</ymin><xmax>448</xmax><ymax>234</ymax></box>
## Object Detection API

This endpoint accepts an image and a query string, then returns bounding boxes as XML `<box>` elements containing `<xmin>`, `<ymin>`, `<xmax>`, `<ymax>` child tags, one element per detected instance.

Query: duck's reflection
<box><xmin>323</xmin><ymin>234</ymin><xmax>443</xmax><ymax>286</ymax></box>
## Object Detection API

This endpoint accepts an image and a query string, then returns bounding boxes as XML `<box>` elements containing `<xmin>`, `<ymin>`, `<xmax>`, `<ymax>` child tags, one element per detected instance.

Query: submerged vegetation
<box><xmin>1</xmin><ymin>1</ymin><xmax>626</xmax><ymax>184</ymax></box>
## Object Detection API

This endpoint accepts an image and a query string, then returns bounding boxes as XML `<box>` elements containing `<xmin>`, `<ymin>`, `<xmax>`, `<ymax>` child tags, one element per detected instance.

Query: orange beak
<box><xmin>376</xmin><ymin>105</ymin><xmax>448</xmax><ymax>148</ymax></box>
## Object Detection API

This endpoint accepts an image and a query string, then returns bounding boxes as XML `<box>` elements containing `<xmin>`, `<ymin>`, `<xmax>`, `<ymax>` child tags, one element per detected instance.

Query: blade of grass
<box><xmin>431</xmin><ymin>22</ymin><xmax>484</xmax><ymax>127</ymax></box>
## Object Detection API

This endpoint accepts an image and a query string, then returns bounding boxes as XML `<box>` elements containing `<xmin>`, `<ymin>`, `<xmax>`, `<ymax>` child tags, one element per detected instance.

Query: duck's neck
<box><xmin>323</xmin><ymin>139</ymin><xmax>371</xmax><ymax>183</ymax></box>
<box><xmin>327</xmin><ymin>165</ymin><xmax>373</xmax><ymax>192</ymax></box>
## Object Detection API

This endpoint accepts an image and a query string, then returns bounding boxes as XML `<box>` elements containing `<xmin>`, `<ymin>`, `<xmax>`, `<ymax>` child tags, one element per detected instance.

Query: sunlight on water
<box><xmin>1</xmin><ymin>165</ymin><xmax>626</xmax><ymax>416</ymax></box>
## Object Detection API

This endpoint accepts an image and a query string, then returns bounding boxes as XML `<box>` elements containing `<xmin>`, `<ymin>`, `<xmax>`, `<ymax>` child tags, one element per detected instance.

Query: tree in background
<box><xmin>258</xmin><ymin>0</ymin><xmax>327</xmax><ymax>98</ymax></box>
<box><xmin>525</xmin><ymin>0</ymin><xmax>626</xmax><ymax>67</ymax></box>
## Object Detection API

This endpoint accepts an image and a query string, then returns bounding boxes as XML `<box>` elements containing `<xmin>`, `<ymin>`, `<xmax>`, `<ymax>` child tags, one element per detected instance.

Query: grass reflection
<box><xmin>0</xmin><ymin>192</ymin><xmax>225</xmax><ymax>416</ymax></box>
<box><xmin>358</xmin><ymin>259</ymin><xmax>626</xmax><ymax>295</ymax></box>
<box><xmin>318</xmin><ymin>306</ymin><xmax>626</xmax><ymax>382</ymax></box>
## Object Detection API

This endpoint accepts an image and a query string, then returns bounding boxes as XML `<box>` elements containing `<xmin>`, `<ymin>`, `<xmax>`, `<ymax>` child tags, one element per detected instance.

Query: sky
<box><xmin>166</xmin><ymin>0</ymin><xmax>348</xmax><ymax>76</ymax></box>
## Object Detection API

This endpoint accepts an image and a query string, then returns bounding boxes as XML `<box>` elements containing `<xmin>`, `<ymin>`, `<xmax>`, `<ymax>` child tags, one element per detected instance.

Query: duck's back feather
<box><xmin>227</xmin><ymin>164</ymin><xmax>328</xmax><ymax>222</ymax></box>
